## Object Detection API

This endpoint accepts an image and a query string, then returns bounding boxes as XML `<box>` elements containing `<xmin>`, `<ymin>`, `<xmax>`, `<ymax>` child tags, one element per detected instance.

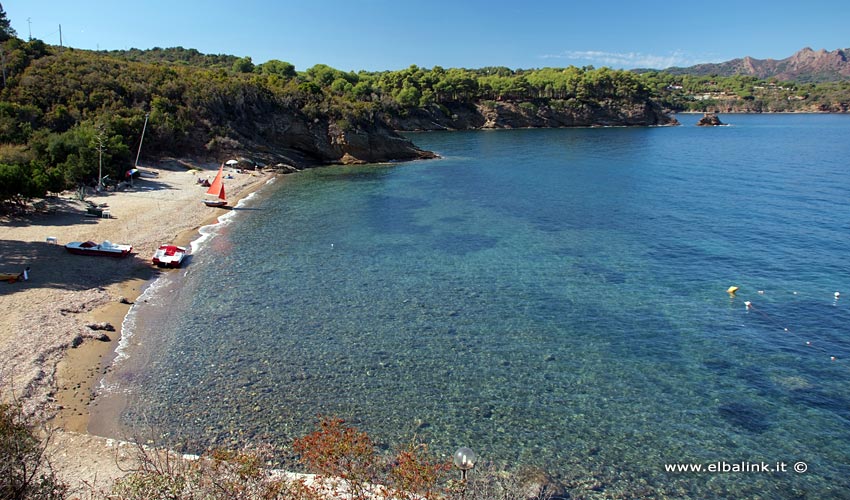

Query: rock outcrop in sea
<box><xmin>696</xmin><ymin>113</ymin><xmax>724</xmax><ymax>126</ymax></box>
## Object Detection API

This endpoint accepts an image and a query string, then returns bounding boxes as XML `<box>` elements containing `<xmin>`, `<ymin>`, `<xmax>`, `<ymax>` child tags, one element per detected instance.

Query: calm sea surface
<box><xmin>100</xmin><ymin>114</ymin><xmax>850</xmax><ymax>498</ymax></box>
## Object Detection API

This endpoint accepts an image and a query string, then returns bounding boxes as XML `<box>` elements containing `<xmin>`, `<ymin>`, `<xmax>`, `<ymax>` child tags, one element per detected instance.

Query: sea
<box><xmin>94</xmin><ymin>114</ymin><xmax>850</xmax><ymax>498</ymax></box>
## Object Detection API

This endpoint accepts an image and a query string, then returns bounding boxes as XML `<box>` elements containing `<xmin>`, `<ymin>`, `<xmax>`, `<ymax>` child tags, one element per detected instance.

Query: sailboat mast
<box><xmin>134</xmin><ymin>112</ymin><xmax>149</xmax><ymax>168</ymax></box>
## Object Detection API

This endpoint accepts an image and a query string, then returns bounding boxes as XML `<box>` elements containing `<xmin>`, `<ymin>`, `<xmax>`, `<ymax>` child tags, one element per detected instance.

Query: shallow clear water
<box><xmin>103</xmin><ymin>114</ymin><xmax>850</xmax><ymax>498</ymax></box>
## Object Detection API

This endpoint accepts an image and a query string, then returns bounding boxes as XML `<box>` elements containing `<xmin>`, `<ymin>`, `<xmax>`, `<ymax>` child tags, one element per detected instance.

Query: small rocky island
<box><xmin>696</xmin><ymin>112</ymin><xmax>725</xmax><ymax>126</ymax></box>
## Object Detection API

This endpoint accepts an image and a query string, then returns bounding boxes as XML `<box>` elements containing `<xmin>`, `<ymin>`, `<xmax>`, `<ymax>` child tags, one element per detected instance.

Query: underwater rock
<box><xmin>718</xmin><ymin>401</ymin><xmax>771</xmax><ymax>433</ymax></box>
<box><xmin>519</xmin><ymin>467</ymin><xmax>570</xmax><ymax>499</ymax></box>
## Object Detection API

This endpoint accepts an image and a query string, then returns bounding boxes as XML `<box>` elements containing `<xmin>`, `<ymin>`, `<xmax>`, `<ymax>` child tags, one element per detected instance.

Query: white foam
<box><xmin>190</xmin><ymin>191</ymin><xmax>258</xmax><ymax>254</ymax></box>
<box><xmin>114</xmin><ymin>277</ymin><xmax>170</xmax><ymax>365</ymax></box>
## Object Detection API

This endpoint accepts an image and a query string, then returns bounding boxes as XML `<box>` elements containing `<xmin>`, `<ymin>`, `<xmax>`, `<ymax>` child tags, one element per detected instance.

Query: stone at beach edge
<box><xmin>697</xmin><ymin>112</ymin><xmax>724</xmax><ymax>126</ymax></box>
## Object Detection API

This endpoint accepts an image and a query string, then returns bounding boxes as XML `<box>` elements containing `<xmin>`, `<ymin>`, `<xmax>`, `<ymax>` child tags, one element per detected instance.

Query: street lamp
<box><xmin>453</xmin><ymin>447</ymin><xmax>476</xmax><ymax>481</ymax></box>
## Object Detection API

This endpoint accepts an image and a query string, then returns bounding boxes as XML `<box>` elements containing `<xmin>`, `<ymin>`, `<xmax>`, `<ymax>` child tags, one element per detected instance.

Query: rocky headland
<box><xmin>205</xmin><ymin>99</ymin><xmax>677</xmax><ymax>170</ymax></box>
<box><xmin>382</xmin><ymin>99</ymin><xmax>678</xmax><ymax>132</ymax></box>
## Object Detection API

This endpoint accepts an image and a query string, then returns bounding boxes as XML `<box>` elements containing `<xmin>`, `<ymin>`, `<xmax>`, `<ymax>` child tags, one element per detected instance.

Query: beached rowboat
<box><xmin>0</xmin><ymin>272</ymin><xmax>23</xmax><ymax>283</ymax></box>
<box><xmin>65</xmin><ymin>240</ymin><xmax>133</xmax><ymax>257</ymax></box>
<box><xmin>152</xmin><ymin>244</ymin><xmax>187</xmax><ymax>268</ymax></box>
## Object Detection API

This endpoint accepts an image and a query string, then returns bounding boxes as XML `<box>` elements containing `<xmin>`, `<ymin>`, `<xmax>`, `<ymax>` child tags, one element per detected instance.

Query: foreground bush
<box><xmin>2</xmin><ymin>403</ymin><xmax>555</xmax><ymax>499</ymax></box>
<box><xmin>0</xmin><ymin>399</ymin><xmax>67</xmax><ymax>500</ymax></box>
<box><xmin>111</xmin><ymin>416</ymin><xmax>554</xmax><ymax>500</ymax></box>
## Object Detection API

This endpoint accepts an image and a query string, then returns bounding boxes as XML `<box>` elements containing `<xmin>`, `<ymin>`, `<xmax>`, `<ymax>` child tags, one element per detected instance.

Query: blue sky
<box><xmin>6</xmin><ymin>0</ymin><xmax>849</xmax><ymax>72</ymax></box>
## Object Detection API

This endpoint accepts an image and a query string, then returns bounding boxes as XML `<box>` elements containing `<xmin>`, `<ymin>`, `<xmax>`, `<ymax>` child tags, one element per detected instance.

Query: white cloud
<box><xmin>540</xmin><ymin>49</ymin><xmax>709</xmax><ymax>69</ymax></box>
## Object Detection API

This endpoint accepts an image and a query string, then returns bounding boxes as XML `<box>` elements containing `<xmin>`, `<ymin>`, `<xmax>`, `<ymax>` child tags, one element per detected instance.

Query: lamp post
<box><xmin>453</xmin><ymin>447</ymin><xmax>476</xmax><ymax>481</ymax></box>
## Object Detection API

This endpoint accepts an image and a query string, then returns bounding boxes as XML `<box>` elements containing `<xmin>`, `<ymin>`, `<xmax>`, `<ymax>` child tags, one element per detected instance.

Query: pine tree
<box><xmin>0</xmin><ymin>3</ymin><xmax>16</xmax><ymax>42</ymax></box>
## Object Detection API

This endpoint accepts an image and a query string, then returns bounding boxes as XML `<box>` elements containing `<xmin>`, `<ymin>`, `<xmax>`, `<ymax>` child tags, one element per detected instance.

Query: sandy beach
<box><xmin>0</xmin><ymin>159</ymin><xmax>274</xmax><ymax>492</ymax></box>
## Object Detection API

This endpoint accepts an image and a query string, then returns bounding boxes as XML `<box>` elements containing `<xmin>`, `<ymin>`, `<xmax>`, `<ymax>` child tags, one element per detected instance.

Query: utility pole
<box><xmin>27</xmin><ymin>18</ymin><xmax>32</xmax><ymax>40</ymax></box>
<box><xmin>59</xmin><ymin>24</ymin><xmax>62</xmax><ymax>48</ymax></box>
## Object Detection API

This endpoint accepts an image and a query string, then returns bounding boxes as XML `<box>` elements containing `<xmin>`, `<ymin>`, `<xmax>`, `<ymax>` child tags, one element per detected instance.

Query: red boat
<box><xmin>152</xmin><ymin>244</ymin><xmax>187</xmax><ymax>268</ymax></box>
<box><xmin>65</xmin><ymin>240</ymin><xmax>133</xmax><ymax>257</ymax></box>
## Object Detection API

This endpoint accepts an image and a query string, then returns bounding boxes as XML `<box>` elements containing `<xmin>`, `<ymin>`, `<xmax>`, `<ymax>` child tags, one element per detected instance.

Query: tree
<box><xmin>255</xmin><ymin>59</ymin><xmax>296</xmax><ymax>78</ymax></box>
<box><xmin>0</xmin><ymin>3</ymin><xmax>15</xmax><ymax>42</ymax></box>
<box><xmin>232</xmin><ymin>56</ymin><xmax>254</xmax><ymax>73</ymax></box>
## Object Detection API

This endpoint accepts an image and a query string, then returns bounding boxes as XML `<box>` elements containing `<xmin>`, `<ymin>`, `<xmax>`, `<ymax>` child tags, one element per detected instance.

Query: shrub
<box><xmin>292</xmin><ymin>417</ymin><xmax>379</xmax><ymax>500</ymax></box>
<box><xmin>0</xmin><ymin>398</ymin><xmax>67</xmax><ymax>500</ymax></box>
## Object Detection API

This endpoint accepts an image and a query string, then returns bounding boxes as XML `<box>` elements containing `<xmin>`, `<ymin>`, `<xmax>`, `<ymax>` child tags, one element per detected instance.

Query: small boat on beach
<box><xmin>0</xmin><ymin>272</ymin><xmax>23</xmax><ymax>283</ymax></box>
<box><xmin>202</xmin><ymin>165</ymin><xmax>228</xmax><ymax>207</ymax></box>
<box><xmin>65</xmin><ymin>240</ymin><xmax>133</xmax><ymax>257</ymax></box>
<box><xmin>152</xmin><ymin>244</ymin><xmax>187</xmax><ymax>268</ymax></box>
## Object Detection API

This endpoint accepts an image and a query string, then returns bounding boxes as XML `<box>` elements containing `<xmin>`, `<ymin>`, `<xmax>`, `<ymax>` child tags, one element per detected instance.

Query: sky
<box><xmin>6</xmin><ymin>0</ymin><xmax>850</xmax><ymax>73</ymax></box>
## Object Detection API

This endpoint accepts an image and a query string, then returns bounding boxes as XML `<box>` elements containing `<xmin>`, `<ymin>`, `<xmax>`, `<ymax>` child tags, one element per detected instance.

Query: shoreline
<box><xmin>60</xmin><ymin>171</ymin><xmax>275</xmax><ymax>435</ymax></box>
<box><xmin>0</xmin><ymin>158</ymin><xmax>276</xmax><ymax>490</ymax></box>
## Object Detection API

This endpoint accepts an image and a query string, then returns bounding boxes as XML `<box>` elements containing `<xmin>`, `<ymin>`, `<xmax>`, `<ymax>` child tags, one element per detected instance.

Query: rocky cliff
<box><xmin>383</xmin><ymin>99</ymin><xmax>677</xmax><ymax>131</ymax></box>
<box><xmin>187</xmin><ymin>89</ymin><xmax>437</xmax><ymax>168</ymax></box>
<box><xmin>206</xmin><ymin>98</ymin><xmax>675</xmax><ymax>169</ymax></box>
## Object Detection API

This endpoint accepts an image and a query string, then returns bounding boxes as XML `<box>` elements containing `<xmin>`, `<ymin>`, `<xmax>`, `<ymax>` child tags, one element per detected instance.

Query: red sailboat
<box><xmin>202</xmin><ymin>164</ymin><xmax>228</xmax><ymax>207</ymax></box>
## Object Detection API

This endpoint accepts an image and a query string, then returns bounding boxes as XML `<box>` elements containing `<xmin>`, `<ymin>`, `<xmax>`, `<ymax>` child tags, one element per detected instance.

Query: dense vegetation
<box><xmin>0</xmin><ymin>3</ymin><xmax>847</xmax><ymax>207</ymax></box>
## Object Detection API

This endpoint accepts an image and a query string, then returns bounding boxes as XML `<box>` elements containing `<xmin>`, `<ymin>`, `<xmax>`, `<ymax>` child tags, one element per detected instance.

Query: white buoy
<box><xmin>744</xmin><ymin>301</ymin><xmax>752</xmax><ymax>310</ymax></box>
<box><xmin>758</xmin><ymin>290</ymin><xmax>764</xmax><ymax>295</ymax></box>
<box><xmin>835</xmin><ymin>291</ymin><xmax>840</xmax><ymax>299</ymax></box>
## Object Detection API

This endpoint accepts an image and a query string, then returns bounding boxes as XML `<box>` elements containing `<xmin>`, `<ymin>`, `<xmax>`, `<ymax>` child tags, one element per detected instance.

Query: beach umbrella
<box><xmin>225</xmin><ymin>159</ymin><xmax>239</xmax><ymax>166</ymax></box>
<box><xmin>125</xmin><ymin>168</ymin><xmax>139</xmax><ymax>178</ymax></box>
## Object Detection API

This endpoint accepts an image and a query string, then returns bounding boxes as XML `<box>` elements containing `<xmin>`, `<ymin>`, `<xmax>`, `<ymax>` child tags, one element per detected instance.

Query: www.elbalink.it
<box><xmin>664</xmin><ymin>461</ymin><xmax>808</xmax><ymax>474</ymax></box>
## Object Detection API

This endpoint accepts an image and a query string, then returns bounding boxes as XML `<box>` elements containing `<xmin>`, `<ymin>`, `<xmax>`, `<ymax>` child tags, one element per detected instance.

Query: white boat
<box><xmin>202</xmin><ymin>165</ymin><xmax>228</xmax><ymax>207</ymax></box>
<box><xmin>65</xmin><ymin>240</ymin><xmax>133</xmax><ymax>257</ymax></box>
<box><xmin>152</xmin><ymin>244</ymin><xmax>187</xmax><ymax>268</ymax></box>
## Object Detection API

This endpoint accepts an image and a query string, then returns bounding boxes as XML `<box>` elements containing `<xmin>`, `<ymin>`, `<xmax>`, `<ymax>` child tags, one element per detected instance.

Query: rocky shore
<box><xmin>382</xmin><ymin>99</ymin><xmax>678</xmax><ymax>131</ymax></box>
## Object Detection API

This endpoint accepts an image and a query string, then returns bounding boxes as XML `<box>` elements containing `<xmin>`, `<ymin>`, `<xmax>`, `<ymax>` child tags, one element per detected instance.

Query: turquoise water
<box><xmin>106</xmin><ymin>114</ymin><xmax>850</xmax><ymax>498</ymax></box>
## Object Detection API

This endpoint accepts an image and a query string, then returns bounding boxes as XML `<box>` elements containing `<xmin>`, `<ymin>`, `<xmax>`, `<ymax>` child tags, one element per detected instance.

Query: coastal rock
<box><xmin>519</xmin><ymin>468</ymin><xmax>570</xmax><ymax>499</ymax></box>
<box><xmin>274</xmin><ymin>163</ymin><xmax>300</xmax><ymax>174</ymax></box>
<box><xmin>385</xmin><ymin>100</ymin><xmax>678</xmax><ymax>131</ymax></box>
<box><xmin>118</xmin><ymin>296</ymin><xmax>133</xmax><ymax>304</ymax></box>
<box><xmin>199</xmin><ymin>93</ymin><xmax>437</xmax><ymax>168</ymax></box>
<box><xmin>86</xmin><ymin>322</ymin><xmax>115</xmax><ymax>332</ymax></box>
<box><xmin>697</xmin><ymin>113</ymin><xmax>724</xmax><ymax>126</ymax></box>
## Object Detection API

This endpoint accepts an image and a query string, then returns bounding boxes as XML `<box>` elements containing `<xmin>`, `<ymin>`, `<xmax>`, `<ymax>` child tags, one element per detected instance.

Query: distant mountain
<box><xmin>660</xmin><ymin>47</ymin><xmax>850</xmax><ymax>83</ymax></box>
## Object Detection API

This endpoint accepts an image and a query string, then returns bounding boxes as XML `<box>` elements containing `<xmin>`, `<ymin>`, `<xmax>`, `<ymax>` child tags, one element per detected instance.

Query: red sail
<box><xmin>206</xmin><ymin>166</ymin><xmax>226</xmax><ymax>200</ymax></box>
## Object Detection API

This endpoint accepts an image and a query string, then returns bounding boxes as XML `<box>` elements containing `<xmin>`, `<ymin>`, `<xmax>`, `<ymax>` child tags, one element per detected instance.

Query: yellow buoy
<box><xmin>727</xmin><ymin>286</ymin><xmax>739</xmax><ymax>295</ymax></box>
